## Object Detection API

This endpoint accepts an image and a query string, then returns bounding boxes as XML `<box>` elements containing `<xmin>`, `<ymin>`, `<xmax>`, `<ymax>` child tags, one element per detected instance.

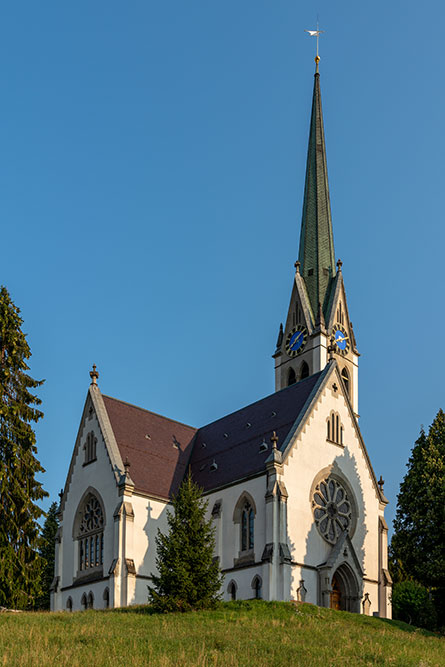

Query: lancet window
<box><xmin>77</xmin><ymin>493</ymin><xmax>104</xmax><ymax>572</ymax></box>
<box><xmin>327</xmin><ymin>412</ymin><xmax>344</xmax><ymax>446</ymax></box>
<box><xmin>241</xmin><ymin>502</ymin><xmax>254</xmax><ymax>552</ymax></box>
<box><xmin>84</xmin><ymin>431</ymin><xmax>97</xmax><ymax>465</ymax></box>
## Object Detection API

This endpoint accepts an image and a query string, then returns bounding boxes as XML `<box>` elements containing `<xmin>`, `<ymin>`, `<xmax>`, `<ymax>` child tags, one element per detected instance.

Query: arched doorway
<box><xmin>330</xmin><ymin>564</ymin><xmax>360</xmax><ymax>613</ymax></box>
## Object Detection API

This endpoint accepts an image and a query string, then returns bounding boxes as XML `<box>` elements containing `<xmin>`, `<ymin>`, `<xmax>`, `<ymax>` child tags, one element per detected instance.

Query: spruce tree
<box><xmin>0</xmin><ymin>286</ymin><xmax>47</xmax><ymax>609</ymax></box>
<box><xmin>37</xmin><ymin>501</ymin><xmax>59</xmax><ymax>610</ymax></box>
<box><xmin>390</xmin><ymin>409</ymin><xmax>445</xmax><ymax>627</ymax></box>
<box><xmin>148</xmin><ymin>472</ymin><xmax>223</xmax><ymax>612</ymax></box>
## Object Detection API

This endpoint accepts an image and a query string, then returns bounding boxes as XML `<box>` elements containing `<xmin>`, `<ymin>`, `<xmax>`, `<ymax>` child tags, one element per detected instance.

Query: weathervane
<box><xmin>305</xmin><ymin>24</ymin><xmax>324</xmax><ymax>71</ymax></box>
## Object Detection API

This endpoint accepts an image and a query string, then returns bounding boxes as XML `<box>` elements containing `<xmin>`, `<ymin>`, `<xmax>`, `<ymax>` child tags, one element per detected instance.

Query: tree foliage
<box><xmin>37</xmin><ymin>501</ymin><xmax>59</xmax><ymax>609</ymax></box>
<box><xmin>148</xmin><ymin>472</ymin><xmax>223</xmax><ymax>612</ymax></box>
<box><xmin>391</xmin><ymin>580</ymin><xmax>437</xmax><ymax>630</ymax></box>
<box><xmin>0</xmin><ymin>286</ymin><xmax>47</xmax><ymax>609</ymax></box>
<box><xmin>390</xmin><ymin>409</ymin><xmax>445</xmax><ymax>628</ymax></box>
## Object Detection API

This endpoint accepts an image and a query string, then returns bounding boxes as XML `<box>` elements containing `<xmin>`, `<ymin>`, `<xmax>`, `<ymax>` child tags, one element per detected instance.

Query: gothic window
<box><xmin>300</xmin><ymin>361</ymin><xmax>309</xmax><ymax>380</ymax></box>
<box><xmin>241</xmin><ymin>502</ymin><xmax>254</xmax><ymax>551</ymax></box>
<box><xmin>81</xmin><ymin>593</ymin><xmax>87</xmax><ymax>610</ymax></box>
<box><xmin>87</xmin><ymin>592</ymin><xmax>94</xmax><ymax>609</ymax></box>
<box><xmin>288</xmin><ymin>368</ymin><xmax>296</xmax><ymax>386</ymax></box>
<box><xmin>252</xmin><ymin>576</ymin><xmax>262</xmax><ymax>599</ymax></box>
<box><xmin>66</xmin><ymin>597</ymin><xmax>73</xmax><ymax>612</ymax></box>
<box><xmin>337</xmin><ymin>302</ymin><xmax>344</xmax><ymax>325</ymax></box>
<box><xmin>327</xmin><ymin>412</ymin><xmax>343</xmax><ymax>445</ymax></box>
<box><xmin>76</xmin><ymin>493</ymin><xmax>104</xmax><ymax>572</ymax></box>
<box><xmin>312</xmin><ymin>477</ymin><xmax>353</xmax><ymax>544</ymax></box>
<box><xmin>228</xmin><ymin>581</ymin><xmax>237</xmax><ymax>600</ymax></box>
<box><xmin>341</xmin><ymin>368</ymin><xmax>350</xmax><ymax>397</ymax></box>
<box><xmin>103</xmin><ymin>587</ymin><xmax>110</xmax><ymax>609</ymax></box>
<box><xmin>84</xmin><ymin>431</ymin><xmax>97</xmax><ymax>465</ymax></box>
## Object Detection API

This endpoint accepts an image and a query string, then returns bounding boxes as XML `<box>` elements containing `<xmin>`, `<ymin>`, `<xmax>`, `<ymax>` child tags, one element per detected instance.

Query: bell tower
<box><xmin>273</xmin><ymin>57</ymin><xmax>360</xmax><ymax>415</ymax></box>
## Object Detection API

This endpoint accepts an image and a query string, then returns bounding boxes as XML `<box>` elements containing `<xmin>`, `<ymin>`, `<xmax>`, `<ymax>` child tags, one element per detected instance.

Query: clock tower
<box><xmin>273</xmin><ymin>59</ymin><xmax>359</xmax><ymax>415</ymax></box>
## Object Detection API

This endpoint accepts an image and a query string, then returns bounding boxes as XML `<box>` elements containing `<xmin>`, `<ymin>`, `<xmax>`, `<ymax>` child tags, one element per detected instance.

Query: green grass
<box><xmin>0</xmin><ymin>601</ymin><xmax>443</xmax><ymax>666</ymax></box>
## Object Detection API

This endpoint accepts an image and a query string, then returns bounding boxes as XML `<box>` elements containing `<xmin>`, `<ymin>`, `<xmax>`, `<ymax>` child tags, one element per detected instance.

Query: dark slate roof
<box><xmin>189</xmin><ymin>372</ymin><xmax>322</xmax><ymax>492</ymax></box>
<box><xmin>102</xmin><ymin>372</ymin><xmax>322</xmax><ymax>498</ymax></box>
<box><xmin>102</xmin><ymin>395</ymin><xmax>197</xmax><ymax>499</ymax></box>
<box><xmin>298</xmin><ymin>68</ymin><xmax>336</xmax><ymax>321</ymax></box>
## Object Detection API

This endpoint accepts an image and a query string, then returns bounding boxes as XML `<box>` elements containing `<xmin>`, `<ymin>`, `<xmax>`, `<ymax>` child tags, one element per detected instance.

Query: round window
<box><xmin>312</xmin><ymin>477</ymin><xmax>352</xmax><ymax>544</ymax></box>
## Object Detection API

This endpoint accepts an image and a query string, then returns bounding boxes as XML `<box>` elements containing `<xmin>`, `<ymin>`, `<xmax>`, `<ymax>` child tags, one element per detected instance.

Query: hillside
<box><xmin>0</xmin><ymin>601</ymin><xmax>443</xmax><ymax>666</ymax></box>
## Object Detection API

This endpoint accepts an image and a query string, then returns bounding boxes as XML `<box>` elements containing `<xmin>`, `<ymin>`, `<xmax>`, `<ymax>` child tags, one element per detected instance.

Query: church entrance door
<box><xmin>330</xmin><ymin>574</ymin><xmax>341</xmax><ymax>610</ymax></box>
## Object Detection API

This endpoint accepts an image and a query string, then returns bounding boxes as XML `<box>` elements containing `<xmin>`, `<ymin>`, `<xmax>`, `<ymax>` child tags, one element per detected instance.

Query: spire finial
<box><xmin>90</xmin><ymin>364</ymin><xmax>99</xmax><ymax>385</ymax></box>
<box><xmin>337</xmin><ymin>258</ymin><xmax>343</xmax><ymax>272</ymax></box>
<box><xmin>124</xmin><ymin>457</ymin><xmax>131</xmax><ymax>474</ymax></box>
<box><xmin>305</xmin><ymin>24</ymin><xmax>324</xmax><ymax>73</ymax></box>
<box><xmin>294</xmin><ymin>260</ymin><xmax>301</xmax><ymax>274</ymax></box>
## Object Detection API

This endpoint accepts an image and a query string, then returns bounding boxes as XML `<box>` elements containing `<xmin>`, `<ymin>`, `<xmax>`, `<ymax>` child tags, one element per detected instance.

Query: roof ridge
<box><xmin>197</xmin><ymin>372</ymin><xmax>323</xmax><ymax>430</ymax></box>
<box><xmin>102</xmin><ymin>394</ymin><xmax>197</xmax><ymax>431</ymax></box>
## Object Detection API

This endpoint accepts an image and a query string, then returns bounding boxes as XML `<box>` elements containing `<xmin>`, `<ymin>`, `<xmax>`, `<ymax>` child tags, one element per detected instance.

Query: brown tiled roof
<box><xmin>102</xmin><ymin>372</ymin><xmax>322</xmax><ymax>499</ymax></box>
<box><xmin>102</xmin><ymin>395</ymin><xmax>197</xmax><ymax>499</ymax></box>
<box><xmin>189</xmin><ymin>372</ymin><xmax>322</xmax><ymax>492</ymax></box>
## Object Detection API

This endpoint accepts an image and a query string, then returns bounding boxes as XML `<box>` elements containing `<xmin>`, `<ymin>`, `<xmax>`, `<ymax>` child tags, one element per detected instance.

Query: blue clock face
<box><xmin>285</xmin><ymin>325</ymin><xmax>308</xmax><ymax>358</ymax></box>
<box><xmin>333</xmin><ymin>326</ymin><xmax>349</xmax><ymax>355</ymax></box>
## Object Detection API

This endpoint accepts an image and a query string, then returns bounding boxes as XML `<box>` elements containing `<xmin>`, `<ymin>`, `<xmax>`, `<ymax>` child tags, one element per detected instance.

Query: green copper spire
<box><xmin>298</xmin><ymin>61</ymin><xmax>336</xmax><ymax>319</ymax></box>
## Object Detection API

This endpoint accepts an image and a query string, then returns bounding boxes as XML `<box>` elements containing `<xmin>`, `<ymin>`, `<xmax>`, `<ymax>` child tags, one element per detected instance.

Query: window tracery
<box><xmin>241</xmin><ymin>502</ymin><xmax>254</xmax><ymax>551</ymax></box>
<box><xmin>312</xmin><ymin>477</ymin><xmax>352</xmax><ymax>544</ymax></box>
<box><xmin>326</xmin><ymin>412</ymin><xmax>343</xmax><ymax>445</ymax></box>
<box><xmin>77</xmin><ymin>494</ymin><xmax>104</xmax><ymax>572</ymax></box>
<box><xmin>84</xmin><ymin>431</ymin><xmax>97</xmax><ymax>465</ymax></box>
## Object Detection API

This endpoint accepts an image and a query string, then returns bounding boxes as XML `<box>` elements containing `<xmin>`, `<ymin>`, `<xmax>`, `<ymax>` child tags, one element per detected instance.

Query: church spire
<box><xmin>298</xmin><ymin>59</ymin><xmax>336</xmax><ymax>319</ymax></box>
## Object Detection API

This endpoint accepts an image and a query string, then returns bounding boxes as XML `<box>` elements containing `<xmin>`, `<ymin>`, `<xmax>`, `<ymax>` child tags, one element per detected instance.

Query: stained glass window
<box><xmin>312</xmin><ymin>477</ymin><xmax>352</xmax><ymax>544</ymax></box>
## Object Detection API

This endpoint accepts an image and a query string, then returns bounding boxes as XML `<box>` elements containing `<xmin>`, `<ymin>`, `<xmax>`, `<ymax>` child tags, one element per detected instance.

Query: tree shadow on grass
<box><xmin>377</xmin><ymin>617</ymin><xmax>441</xmax><ymax>638</ymax></box>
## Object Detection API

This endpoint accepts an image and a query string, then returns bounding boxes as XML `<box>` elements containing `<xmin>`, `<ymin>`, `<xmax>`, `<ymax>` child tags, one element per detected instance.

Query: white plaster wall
<box><xmin>203</xmin><ymin>475</ymin><xmax>267</xmax><ymax>599</ymax></box>
<box><xmin>283</xmin><ymin>380</ymin><xmax>382</xmax><ymax>610</ymax></box>
<box><xmin>56</xmin><ymin>412</ymin><xmax>120</xmax><ymax>610</ymax></box>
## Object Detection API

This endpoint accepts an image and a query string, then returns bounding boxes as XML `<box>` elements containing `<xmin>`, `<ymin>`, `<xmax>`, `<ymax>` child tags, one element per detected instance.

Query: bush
<box><xmin>391</xmin><ymin>581</ymin><xmax>437</xmax><ymax>630</ymax></box>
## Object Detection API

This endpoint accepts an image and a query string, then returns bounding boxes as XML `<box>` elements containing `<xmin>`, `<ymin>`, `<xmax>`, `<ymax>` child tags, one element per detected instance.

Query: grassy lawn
<box><xmin>0</xmin><ymin>601</ymin><xmax>443</xmax><ymax>666</ymax></box>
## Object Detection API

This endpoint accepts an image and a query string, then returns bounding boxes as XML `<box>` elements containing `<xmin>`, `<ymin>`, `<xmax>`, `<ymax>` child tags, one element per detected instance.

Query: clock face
<box><xmin>333</xmin><ymin>325</ymin><xmax>349</xmax><ymax>356</ymax></box>
<box><xmin>285</xmin><ymin>325</ymin><xmax>308</xmax><ymax>358</ymax></box>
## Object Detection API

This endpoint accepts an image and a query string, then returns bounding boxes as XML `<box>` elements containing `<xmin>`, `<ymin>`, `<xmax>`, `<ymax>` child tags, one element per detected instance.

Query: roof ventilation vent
<box><xmin>223</xmin><ymin>433</ymin><xmax>229</xmax><ymax>439</ymax></box>
<box><xmin>259</xmin><ymin>439</ymin><xmax>268</xmax><ymax>453</ymax></box>
<box><xmin>145</xmin><ymin>434</ymin><xmax>151</xmax><ymax>440</ymax></box>
<box><xmin>209</xmin><ymin>460</ymin><xmax>218</xmax><ymax>472</ymax></box>
<box><xmin>271</xmin><ymin>411</ymin><xmax>277</xmax><ymax>417</ymax></box>
<box><xmin>199</xmin><ymin>464</ymin><xmax>206</xmax><ymax>471</ymax></box>
<box><xmin>246</xmin><ymin>422</ymin><xmax>252</xmax><ymax>428</ymax></box>
<box><xmin>201</xmin><ymin>442</ymin><xmax>207</xmax><ymax>448</ymax></box>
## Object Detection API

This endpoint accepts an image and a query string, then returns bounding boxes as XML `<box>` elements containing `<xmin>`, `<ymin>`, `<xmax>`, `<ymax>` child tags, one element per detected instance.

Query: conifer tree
<box><xmin>148</xmin><ymin>472</ymin><xmax>223</xmax><ymax>612</ymax></box>
<box><xmin>37</xmin><ymin>501</ymin><xmax>59</xmax><ymax>610</ymax></box>
<box><xmin>0</xmin><ymin>286</ymin><xmax>47</xmax><ymax>609</ymax></box>
<box><xmin>390</xmin><ymin>409</ymin><xmax>445</xmax><ymax>627</ymax></box>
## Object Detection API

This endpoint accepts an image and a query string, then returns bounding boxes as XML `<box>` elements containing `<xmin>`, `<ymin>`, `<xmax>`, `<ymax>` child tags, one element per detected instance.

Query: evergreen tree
<box><xmin>390</xmin><ymin>410</ymin><xmax>445</xmax><ymax>628</ymax></box>
<box><xmin>148</xmin><ymin>472</ymin><xmax>223</xmax><ymax>612</ymax></box>
<box><xmin>0</xmin><ymin>286</ymin><xmax>47</xmax><ymax>609</ymax></box>
<box><xmin>37</xmin><ymin>501</ymin><xmax>59</xmax><ymax>610</ymax></box>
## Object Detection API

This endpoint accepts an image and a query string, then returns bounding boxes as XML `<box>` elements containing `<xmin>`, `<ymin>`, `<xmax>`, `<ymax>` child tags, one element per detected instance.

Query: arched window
<box><xmin>103</xmin><ymin>587</ymin><xmax>110</xmax><ymax>609</ymax></box>
<box><xmin>252</xmin><ymin>576</ymin><xmax>262</xmax><ymax>599</ymax></box>
<box><xmin>87</xmin><ymin>592</ymin><xmax>94</xmax><ymax>609</ymax></box>
<box><xmin>288</xmin><ymin>368</ymin><xmax>296</xmax><ymax>386</ymax></box>
<box><xmin>81</xmin><ymin>593</ymin><xmax>87</xmax><ymax>610</ymax></box>
<box><xmin>341</xmin><ymin>368</ymin><xmax>350</xmax><ymax>397</ymax></box>
<box><xmin>228</xmin><ymin>581</ymin><xmax>237</xmax><ymax>601</ymax></box>
<box><xmin>66</xmin><ymin>597</ymin><xmax>73</xmax><ymax>612</ymax></box>
<box><xmin>241</xmin><ymin>502</ymin><xmax>254</xmax><ymax>551</ymax></box>
<box><xmin>327</xmin><ymin>412</ymin><xmax>344</xmax><ymax>446</ymax></box>
<box><xmin>76</xmin><ymin>492</ymin><xmax>104</xmax><ymax>572</ymax></box>
<box><xmin>83</xmin><ymin>431</ymin><xmax>97</xmax><ymax>465</ymax></box>
<box><xmin>300</xmin><ymin>361</ymin><xmax>309</xmax><ymax>380</ymax></box>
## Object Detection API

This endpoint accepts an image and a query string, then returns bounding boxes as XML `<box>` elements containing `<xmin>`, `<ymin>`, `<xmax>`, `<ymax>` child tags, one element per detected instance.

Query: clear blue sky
<box><xmin>2</xmin><ymin>1</ymin><xmax>443</xmax><ymax>533</ymax></box>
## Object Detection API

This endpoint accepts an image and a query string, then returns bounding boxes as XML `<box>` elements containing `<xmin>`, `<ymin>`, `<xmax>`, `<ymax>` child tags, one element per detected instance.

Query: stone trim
<box><xmin>221</xmin><ymin>561</ymin><xmax>263</xmax><ymax>574</ymax></box>
<box><xmin>61</xmin><ymin>574</ymin><xmax>109</xmax><ymax>592</ymax></box>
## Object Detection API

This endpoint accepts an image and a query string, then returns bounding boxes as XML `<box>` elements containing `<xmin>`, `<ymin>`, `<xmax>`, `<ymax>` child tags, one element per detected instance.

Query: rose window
<box><xmin>79</xmin><ymin>496</ymin><xmax>103</xmax><ymax>534</ymax></box>
<box><xmin>312</xmin><ymin>477</ymin><xmax>352</xmax><ymax>544</ymax></box>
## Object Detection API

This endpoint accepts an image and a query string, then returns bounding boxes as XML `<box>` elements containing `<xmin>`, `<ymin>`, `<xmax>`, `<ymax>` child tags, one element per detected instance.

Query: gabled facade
<box><xmin>52</xmin><ymin>59</ymin><xmax>392</xmax><ymax>617</ymax></box>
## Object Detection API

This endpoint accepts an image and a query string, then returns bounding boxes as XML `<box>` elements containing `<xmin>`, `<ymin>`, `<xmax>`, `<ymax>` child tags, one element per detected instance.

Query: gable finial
<box><xmin>337</xmin><ymin>258</ymin><xmax>343</xmax><ymax>272</ymax></box>
<box><xmin>378</xmin><ymin>475</ymin><xmax>385</xmax><ymax>493</ymax></box>
<box><xmin>90</xmin><ymin>364</ymin><xmax>99</xmax><ymax>385</ymax></box>
<box><xmin>294</xmin><ymin>260</ymin><xmax>301</xmax><ymax>274</ymax></box>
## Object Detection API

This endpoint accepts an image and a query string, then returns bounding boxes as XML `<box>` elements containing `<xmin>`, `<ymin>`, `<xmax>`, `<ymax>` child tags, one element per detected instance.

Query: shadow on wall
<box><xmin>290</xmin><ymin>446</ymin><xmax>367</xmax><ymax>610</ymax></box>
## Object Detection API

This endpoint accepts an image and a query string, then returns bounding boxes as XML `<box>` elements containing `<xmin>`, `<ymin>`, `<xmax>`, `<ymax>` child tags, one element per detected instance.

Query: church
<box><xmin>51</xmin><ymin>56</ymin><xmax>392</xmax><ymax>617</ymax></box>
